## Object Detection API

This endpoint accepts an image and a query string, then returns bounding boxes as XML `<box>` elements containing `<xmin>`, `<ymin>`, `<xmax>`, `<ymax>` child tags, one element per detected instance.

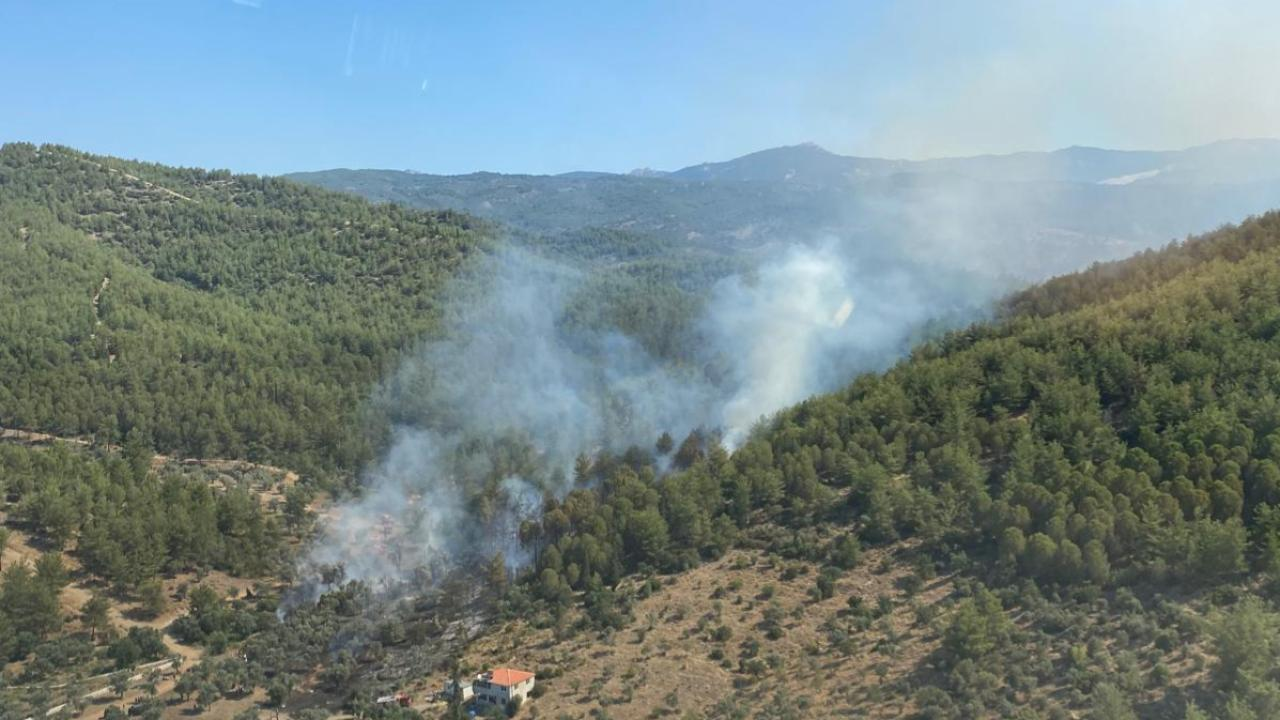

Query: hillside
<box><xmin>0</xmin><ymin>429</ymin><xmax>321</xmax><ymax>720</ymax></box>
<box><xmin>452</xmin><ymin>210</ymin><xmax>1280</xmax><ymax>719</ymax></box>
<box><xmin>0</xmin><ymin>143</ymin><xmax>488</xmax><ymax>473</ymax></box>
<box><xmin>9</xmin><ymin>144</ymin><xmax>1280</xmax><ymax>720</ymax></box>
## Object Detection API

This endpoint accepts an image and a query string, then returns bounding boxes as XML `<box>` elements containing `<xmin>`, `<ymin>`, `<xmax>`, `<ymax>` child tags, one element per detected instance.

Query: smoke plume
<box><xmin>705</xmin><ymin>241</ymin><xmax>987</xmax><ymax>446</ymax></box>
<box><xmin>297</xmin><ymin>249</ymin><xmax>718</xmax><ymax>595</ymax></box>
<box><xmin>297</xmin><ymin>239</ymin><xmax>993</xmax><ymax>597</ymax></box>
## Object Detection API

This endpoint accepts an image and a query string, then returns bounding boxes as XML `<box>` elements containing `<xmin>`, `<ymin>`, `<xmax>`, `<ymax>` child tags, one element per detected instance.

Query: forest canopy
<box><xmin>0</xmin><ymin>143</ymin><xmax>486</xmax><ymax>472</ymax></box>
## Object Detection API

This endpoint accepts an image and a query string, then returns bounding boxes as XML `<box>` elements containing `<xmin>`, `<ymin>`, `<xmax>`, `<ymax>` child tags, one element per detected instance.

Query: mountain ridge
<box><xmin>287</xmin><ymin>138</ymin><xmax>1280</xmax><ymax>184</ymax></box>
<box><xmin>665</xmin><ymin>138</ymin><xmax>1280</xmax><ymax>186</ymax></box>
<box><xmin>286</xmin><ymin>138</ymin><xmax>1280</xmax><ymax>283</ymax></box>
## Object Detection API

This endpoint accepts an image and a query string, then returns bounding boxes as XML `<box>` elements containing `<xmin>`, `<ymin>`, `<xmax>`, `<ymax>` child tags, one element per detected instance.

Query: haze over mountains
<box><xmin>668</xmin><ymin>138</ymin><xmax>1280</xmax><ymax>185</ymax></box>
<box><xmin>289</xmin><ymin>138</ymin><xmax>1280</xmax><ymax>282</ymax></box>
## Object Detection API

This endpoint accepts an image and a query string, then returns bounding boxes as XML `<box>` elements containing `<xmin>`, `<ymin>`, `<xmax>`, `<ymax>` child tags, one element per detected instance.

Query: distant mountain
<box><xmin>281</xmin><ymin>167</ymin><xmax>830</xmax><ymax>261</ymax></box>
<box><xmin>286</xmin><ymin>139</ymin><xmax>1280</xmax><ymax>281</ymax></box>
<box><xmin>669</xmin><ymin>142</ymin><xmax>908</xmax><ymax>185</ymax></box>
<box><xmin>670</xmin><ymin>138</ymin><xmax>1280</xmax><ymax>186</ymax></box>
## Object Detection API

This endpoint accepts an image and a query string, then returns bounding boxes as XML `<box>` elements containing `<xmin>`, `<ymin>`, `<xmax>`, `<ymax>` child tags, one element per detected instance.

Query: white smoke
<box><xmin>295</xmin><ymin>249</ymin><xmax>721</xmax><ymax>595</ymax></box>
<box><xmin>306</xmin><ymin>428</ymin><xmax>464</xmax><ymax>586</ymax></box>
<box><xmin>707</xmin><ymin>241</ymin><xmax>986</xmax><ymax>446</ymax></box>
<box><xmin>708</xmin><ymin>244</ymin><xmax>855</xmax><ymax>446</ymax></box>
<box><xmin>296</xmin><ymin>239</ymin><xmax>990</xmax><ymax>597</ymax></box>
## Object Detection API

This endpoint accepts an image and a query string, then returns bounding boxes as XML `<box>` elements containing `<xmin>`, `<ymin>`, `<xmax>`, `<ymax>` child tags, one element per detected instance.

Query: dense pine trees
<box><xmin>1</xmin><ymin>444</ymin><xmax>283</xmax><ymax>588</ymax></box>
<box><xmin>0</xmin><ymin>142</ymin><xmax>487</xmax><ymax>472</ymax></box>
<box><xmin>508</xmin><ymin>210</ymin><xmax>1280</xmax><ymax>716</ymax></box>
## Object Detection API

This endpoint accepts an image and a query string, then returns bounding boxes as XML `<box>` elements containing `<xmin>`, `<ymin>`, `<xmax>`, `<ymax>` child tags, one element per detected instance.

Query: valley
<box><xmin>10</xmin><ymin>4</ymin><xmax>1280</xmax><ymax>719</ymax></box>
<box><xmin>5</xmin><ymin>144</ymin><xmax>1280</xmax><ymax>720</ymax></box>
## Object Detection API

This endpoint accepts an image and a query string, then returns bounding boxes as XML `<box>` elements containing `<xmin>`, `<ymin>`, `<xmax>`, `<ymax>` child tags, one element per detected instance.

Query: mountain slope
<box><xmin>670</xmin><ymin>142</ymin><xmax>908</xmax><ymax>184</ymax></box>
<box><xmin>0</xmin><ymin>143</ymin><xmax>488</xmax><ymax>473</ymax></box>
<box><xmin>459</xmin><ymin>210</ymin><xmax>1280</xmax><ymax>719</ymax></box>
<box><xmin>10</xmin><ymin>142</ymin><xmax>1280</xmax><ymax>719</ymax></box>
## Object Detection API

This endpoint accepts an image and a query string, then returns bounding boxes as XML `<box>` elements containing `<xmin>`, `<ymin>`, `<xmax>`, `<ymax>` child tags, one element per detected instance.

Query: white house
<box><xmin>471</xmin><ymin>668</ymin><xmax>535</xmax><ymax>708</ymax></box>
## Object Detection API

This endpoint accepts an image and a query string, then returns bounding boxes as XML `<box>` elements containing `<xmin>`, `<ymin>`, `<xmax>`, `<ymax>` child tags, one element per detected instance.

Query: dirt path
<box><xmin>15</xmin><ymin>656</ymin><xmax>181</xmax><ymax>719</ymax></box>
<box><xmin>1</xmin><ymin>522</ymin><xmax>209</xmax><ymax>665</ymax></box>
<box><xmin>2</xmin><ymin>512</ymin><xmax>265</xmax><ymax>720</ymax></box>
<box><xmin>91</xmin><ymin>276</ymin><xmax>109</xmax><ymax>318</ymax></box>
<box><xmin>9</xmin><ymin>657</ymin><xmax>177</xmax><ymax>695</ymax></box>
<box><xmin>0</xmin><ymin>426</ymin><xmax>92</xmax><ymax>449</ymax></box>
<box><xmin>117</xmin><ymin>171</ymin><xmax>195</xmax><ymax>203</ymax></box>
<box><xmin>89</xmin><ymin>275</ymin><xmax>110</xmax><ymax>344</ymax></box>
<box><xmin>0</xmin><ymin>425</ymin><xmax>299</xmax><ymax>488</ymax></box>
<box><xmin>101</xmin><ymin>163</ymin><xmax>196</xmax><ymax>203</ymax></box>
<box><xmin>151</xmin><ymin>454</ymin><xmax>300</xmax><ymax>488</ymax></box>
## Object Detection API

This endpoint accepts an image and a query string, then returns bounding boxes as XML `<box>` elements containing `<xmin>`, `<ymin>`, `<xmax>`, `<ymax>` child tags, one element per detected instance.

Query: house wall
<box><xmin>473</xmin><ymin>682</ymin><xmax>508</xmax><ymax>706</ymax></box>
<box><xmin>509</xmin><ymin>678</ymin><xmax>533</xmax><ymax>702</ymax></box>
<box><xmin>473</xmin><ymin>678</ymin><xmax>534</xmax><ymax>706</ymax></box>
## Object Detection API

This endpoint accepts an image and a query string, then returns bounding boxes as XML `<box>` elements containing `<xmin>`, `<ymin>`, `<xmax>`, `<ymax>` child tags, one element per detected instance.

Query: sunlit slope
<box><xmin>0</xmin><ymin>143</ymin><xmax>487</xmax><ymax>472</ymax></box>
<box><xmin>491</xmin><ymin>210</ymin><xmax>1280</xmax><ymax>718</ymax></box>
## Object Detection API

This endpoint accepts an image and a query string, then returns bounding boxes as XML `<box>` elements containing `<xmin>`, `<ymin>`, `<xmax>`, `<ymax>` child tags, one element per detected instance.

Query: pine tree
<box><xmin>80</xmin><ymin>594</ymin><xmax>112</xmax><ymax>642</ymax></box>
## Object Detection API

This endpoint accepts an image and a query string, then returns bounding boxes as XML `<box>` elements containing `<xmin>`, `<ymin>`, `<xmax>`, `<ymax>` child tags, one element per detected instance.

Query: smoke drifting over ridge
<box><xmin>704</xmin><ymin>242</ymin><xmax>979</xmax><ymax>446</ymax></box>
<box><xmin>298</xmin><ymin>241</ymin><xmax>991</xmax><ymax>595</ymax></box>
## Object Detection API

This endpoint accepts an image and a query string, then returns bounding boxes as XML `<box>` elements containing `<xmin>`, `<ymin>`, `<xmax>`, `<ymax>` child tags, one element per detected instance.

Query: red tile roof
<box><xmin>488</xmin><ymin>668</ymin><xmax>535</xmax><ymax>687</ymax></box>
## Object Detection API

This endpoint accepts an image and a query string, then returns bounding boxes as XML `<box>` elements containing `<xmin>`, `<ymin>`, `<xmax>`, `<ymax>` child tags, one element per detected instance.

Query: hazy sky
<box><xmin>3</xmin><ymin>0</ymin><xmax>1278</xmax><ymax>175</ymax></box>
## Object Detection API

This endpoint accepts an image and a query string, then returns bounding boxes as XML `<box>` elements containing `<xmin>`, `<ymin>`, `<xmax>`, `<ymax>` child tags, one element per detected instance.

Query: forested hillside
<box><xmin>9</xmin><ymin>141</ymin><xmax>1280</xmax><ymax>719</ymax></box>
<box><xmin>483</xmin><ymin>210</ymin><xmax>1280</xmax><ymax>718</ymax></box>
<box><xmin>0</xmin><ymin>143</ymin><xmax>486</xmax><ymax>472</ymax></box>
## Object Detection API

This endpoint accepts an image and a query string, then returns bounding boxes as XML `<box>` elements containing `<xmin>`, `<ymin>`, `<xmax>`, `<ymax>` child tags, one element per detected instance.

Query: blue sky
<box><xmin>2</xmin><ymin>1</ymin><xmax>1278</xmax><ymax>175</ymax></box>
